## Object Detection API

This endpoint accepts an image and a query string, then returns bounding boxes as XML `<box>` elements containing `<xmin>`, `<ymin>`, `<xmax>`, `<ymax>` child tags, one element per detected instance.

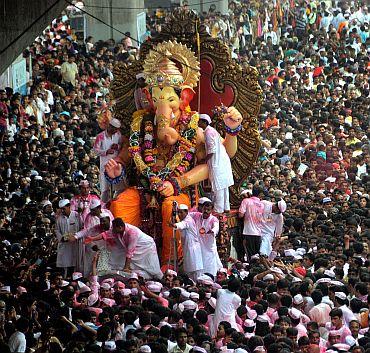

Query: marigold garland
<box><xmin>128</xmin><ymin>109</ymin><xmax>199</xmax><ymax>191</ymax></box>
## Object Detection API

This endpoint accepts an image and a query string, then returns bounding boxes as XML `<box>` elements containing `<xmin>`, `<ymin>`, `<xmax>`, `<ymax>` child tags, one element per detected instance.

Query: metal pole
<box><xmin>172</xmin><ymin>201</ymin><xmax>178</xmax><ymax>272</ymax></box>
<box><xmin>109</xmin><ymin>0</ymin><xmax>113</xmax><ymax>39</ymax></box>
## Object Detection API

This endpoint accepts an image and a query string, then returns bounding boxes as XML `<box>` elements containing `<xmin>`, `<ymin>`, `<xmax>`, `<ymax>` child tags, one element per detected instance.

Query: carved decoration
<box><xmin>110</xmin><ymin>8</ymin><xmax>262</xmax><ymax>205</ymax></box>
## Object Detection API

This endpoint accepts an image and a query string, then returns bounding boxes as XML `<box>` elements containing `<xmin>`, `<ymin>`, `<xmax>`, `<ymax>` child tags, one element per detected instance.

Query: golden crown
<box><xmin>143</xmin><ymin>40</ymin><xmax>200</xmax><ymax>90</ymax></box>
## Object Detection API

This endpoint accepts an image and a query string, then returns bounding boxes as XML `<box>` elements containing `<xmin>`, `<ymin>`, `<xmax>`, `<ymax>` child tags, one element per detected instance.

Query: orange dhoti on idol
<box><xmin>110</xmin><ymin>187</ymin><xmax>141</xmax><ymax>227</ymax></box>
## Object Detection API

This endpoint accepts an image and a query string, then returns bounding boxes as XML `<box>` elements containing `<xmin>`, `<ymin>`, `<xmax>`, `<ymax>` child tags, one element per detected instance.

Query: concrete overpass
<box><xmin>0</xmin><ymin>0</ymin><xmax>228</xmax><ymax>75</ymax></box>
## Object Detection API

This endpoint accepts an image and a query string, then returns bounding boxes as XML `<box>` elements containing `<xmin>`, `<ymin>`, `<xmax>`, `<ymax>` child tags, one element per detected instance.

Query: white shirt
<box><xmin>175</xmin><ymin>214</ymin><xmax>203</xmax><ymax>273</ymax></box>
<box><xmin>239</xmin><ymin>197</ymin><xmax>264</xmax><ymax>236</ymax></box>
<box><xmin>204</xmin><ymin>125</ymin><xmax>234</xmax><ymax>191</ymax></box>
<box><xmin>214</xmin><ymin>288</ymin><xmax>241</xmax><ymax>330</ymax></box>
<box><xmin>339</xmin><ymin>304</ymin><xmax>356</xmax><ymax>326</ymax></box>
<box><xmin>260</xmin><ymin>200</ymin><xmax>284</xmax><ymax>237</ymax></box>
<box><xmin>9</xmin><ymin>331</ymin><xmax>26</xmax><ymax>353</ymax></box>
<box><xmin>93</xmin><ymin>130</ymin><xmax>122</xmax><ymax>170</ymax></box>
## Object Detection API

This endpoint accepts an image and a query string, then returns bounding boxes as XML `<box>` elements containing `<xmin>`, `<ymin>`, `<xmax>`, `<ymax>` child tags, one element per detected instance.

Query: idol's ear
<box><xmin>180</xmin><ymin>86</ymin><xmax>195</xmax><ymax>110</ymax></box>
<box><xmin>142</xmin><ymin>88</ymin><xmax>154</xmax><ymax>109</ymax></box>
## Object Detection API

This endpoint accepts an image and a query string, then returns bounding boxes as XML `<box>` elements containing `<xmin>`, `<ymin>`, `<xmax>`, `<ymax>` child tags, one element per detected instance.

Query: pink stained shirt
<box><xmin>238</xmin><ymin>197</ymin><xmax>264</xmax><ymax>236</ymax></box>
<box><xmin>70</xmin><ymin>194</ymin><xmax>101</xmax><ymax>222</ymax></box>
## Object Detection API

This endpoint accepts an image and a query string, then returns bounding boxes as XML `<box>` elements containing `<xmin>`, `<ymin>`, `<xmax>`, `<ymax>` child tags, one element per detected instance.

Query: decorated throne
<box><xmin>109</xmin><ymin>8</ymin><xmax>263</xmax><ymax>265</ymax></box>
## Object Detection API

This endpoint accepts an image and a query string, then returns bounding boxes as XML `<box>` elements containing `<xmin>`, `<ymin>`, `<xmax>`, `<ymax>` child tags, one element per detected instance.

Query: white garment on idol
<box><xmin>191</xmin><ymin>212</ymin><xmax>222</xmax><ymax>276</ymax></box>
<box><xmin>81</xmin><ymin>209</ymin><xmax>114</xmax><ymax>276</ymax></box>
<box><xmin>204</xmin><ymin>125</ymin><xmax>234</xmax><ymax>212</ymax></box>
<box><xmin>175</xmin><ymin>214</ymin><xmax>204</xmax><ymax>278</ymax></box>
<box><xmin>260</xmin><ymin>200</ymin><xmax>283</xmax><ymax>256</ymax></box>
<box><xmin>55</xmin><ymin>211</ymin><xmax>82</xmax><ymax>268</ymax></box>
<box><xmin>117</xmin><ymin>224</ymin><xmax>163</xmax><ymax>279</ymax></box>
<box><xmin>213</xmin><ymin>288</ymin><xmax>241</xmax><ymax>331</ymax></box>
<box><xmin>93</xmin><ymin>130</ymin><xmax>122</xmax><ymax>202</ymax></box>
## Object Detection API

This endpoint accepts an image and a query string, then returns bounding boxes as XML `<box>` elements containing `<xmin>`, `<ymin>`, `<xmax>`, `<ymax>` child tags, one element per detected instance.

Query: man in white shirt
<box><xmin>8</xmin><ymin>317</ymin><xmax>29</xmax><ymax>353</ymax></box>
<box><xmin>264</xmin><ymin>24</ymin><xmax>278</xmax><ymax>45</ymax></box>
<box><xmin>93</xmin><ymin>118</ymin><xmax>122</xmax><ymax>202</ymax></box>
<box><xmin>213</xmin><ymin>277</ymin><xmax>241</xmax><ymax>331</ymax></box>
<box><xmin>260</xmin><ymin>199</ymin><xmax>286</xmax><ymax>257</ymax></box>
<box><xmin>55</xmin><ymin>199</ymin><xmax>83</xmax><ymax>277</ymax></box>
<box><xmin>238</xmin><ymin>186</ymin><xmax>265</xmax><ymax>260</ymax></box>
<box><xmin>198</xmin><ymin>114</ymin><xmax>234</xmax><ymax>214</ymax></box>
<box><xmin>172</xmin><ymin>204</ymin><xmax>203</xmax><ymax>280</ymax></box>
<box><xmin>334</xmin><ymin>292</ymin><xmax>356</xmax><ymax>326</ymax></box>
<box><xmin>61</xmin><ymin>54</ymin><xmax>79</xmax><ymax>90</ymax></box>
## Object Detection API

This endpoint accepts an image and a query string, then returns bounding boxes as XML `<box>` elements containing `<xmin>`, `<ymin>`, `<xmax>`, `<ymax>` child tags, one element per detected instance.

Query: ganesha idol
<box><xmin>104</xmin><ymin>41</ymin><xmax>243</xmax><ymax>265</ymax></box>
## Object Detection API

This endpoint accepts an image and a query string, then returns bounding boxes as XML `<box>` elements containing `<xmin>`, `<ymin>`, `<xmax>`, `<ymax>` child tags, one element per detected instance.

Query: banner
<box><xmin>136</xmin><ymin>12</ymin><xmax>147</xmax><ymax>46</ymax></box>
<box><xmin>12</xmin><ymin>58</ymin><xmax>27</xmax><ymax>95</ymax></box>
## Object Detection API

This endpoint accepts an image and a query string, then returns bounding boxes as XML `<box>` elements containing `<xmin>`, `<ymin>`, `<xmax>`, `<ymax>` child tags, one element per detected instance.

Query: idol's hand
<box><xmin>105</xmin><ymin>159</ymin><xmax>122</xmax><ymax>178</ymax></box>
<box><xmin>158</xmin><ymin>181</ymin><xmax>174</xmax><ymax>197</ymax></box>
<box><xmin>223</xmin><ymin>106</ymin><xmax>243</xmax><ymax>130</ymax></box>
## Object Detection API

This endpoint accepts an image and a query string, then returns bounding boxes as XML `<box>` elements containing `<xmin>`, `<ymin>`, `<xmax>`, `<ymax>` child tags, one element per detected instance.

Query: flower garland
<box><xmin>128</xmin><ymin>109</ymin><xmax>198</xmax><ymax>191</ymax></box>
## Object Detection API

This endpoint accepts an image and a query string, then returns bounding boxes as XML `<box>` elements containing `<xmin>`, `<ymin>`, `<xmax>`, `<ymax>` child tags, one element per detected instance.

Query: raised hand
<box><xmin>105</xmin><ymin>159</ymin><xmax>122</xmax><ymax>178</ymax></box>
<box><xmin>157</xmin><ymin>181</ymin><xmax>174</xmax><ymax>197</ymax></box>
<box><xmin>223</xmin><ymin>106</ymin><xmax>243</xmax><ymax>130</ymax></box>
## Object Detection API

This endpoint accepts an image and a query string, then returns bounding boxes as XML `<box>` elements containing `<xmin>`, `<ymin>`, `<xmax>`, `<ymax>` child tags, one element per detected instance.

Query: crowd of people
<box><xmin>0</xmin><ymin>0</ymin><xmax>369</xmax><ymax>353</ymax></box>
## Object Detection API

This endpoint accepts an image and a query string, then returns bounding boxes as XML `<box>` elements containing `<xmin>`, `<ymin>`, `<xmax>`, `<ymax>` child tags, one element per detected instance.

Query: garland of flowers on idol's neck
<box><xmin>128</xmin><ymin>108</ymin><xmax>199</xmax><ymax>192</ymax></box>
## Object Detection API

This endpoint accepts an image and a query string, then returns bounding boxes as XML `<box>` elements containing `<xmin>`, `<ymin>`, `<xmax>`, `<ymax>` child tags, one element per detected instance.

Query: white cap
<box><xmin>278</xmin><ymin>199</ymin><xmax>287</xmax><ymax>213</ymax></box>
<box><xmin>189</xmin><ymin>292</ymin><xmax>200</xmax><ymax>300</ymax></box>
<box><xmin>263</xmin><ymin>274</ymin><xmax>274</xmax><ymax>281</ymax></box>
<box><xmin>293</xmin><ymin>294</ymin><xmax>304</xmax><ymax>305</ymax></box>
<box><xmin>166</xmin><ymin>269</ymin><xmax>177</xmax><ymax>276</ymax></box>
<box><xmin>102</xmin><ymin>278</ymin><xmax>115</xmax><ymax>286</ymax></box>
<box><xmin>136</xmin><ymin>73</ymin><xmax>146</xmax><ymax>80</ymax></box>
<box><xmin>79</xmin><ymin>284</ymin><xmax>91</xmax><ymax>294</ymax></box>
<box><xmin>335</xmin><ymin>292</ymin><xmax>347</xmax><ymax>301</ymax></box>
<box><xmin>247</xmin><ymin>308</ymin><xmax>257</xmax><ymax>320</ymax></box>
<box><xmin>182</xmin><ymin>300</ymin><xmax>197</xmax><ymax>310</ymax></box>
<box><xmin>59</xmin><ymin>199</ymin><xmax>70</xmax><ymax>208</ymax></box>
<box><xmin>244</xmin><ymin>319</ymin><xmax>255</xmax><ymax>328</ymax></box>
<box><xmin>109</xmin><ymin>118</ymin><xmax>121</xmax><ymax>128</ymax></box>
<box><xmin>0</xmin><ymin>286</ymin><xmax>10</xmax><ymax>293</ymax></box>
<box><xmin>147</xmin><ymin>282</ymin><xmax>162</xmax><ymax>293</ymax></box>
<box><xmin>120</xmin><ymin>289</ymin><xmax>132</xmax><ymax>296</ymax></box>
<box><xmin>324</xmin><ymin>269</ymin><xmax>336</xmax><ymax>278</ymax></box>
<box><xmin>200</xmin><ymin>114</ymin><xmax>211</xmax><ymax>124</ymax></box>
<box><xmin>79</xmin><ymin>179</ymin><xmax>90</xmax><ymax>187</ymax></box>
<box><xmin>197</xmin><ymin>274</ymin><xmax>213</xmax><ymax>283</ymax></box>
<box><xmin>241</xmin><ymin>189</ymin><xmax>252</xmax><ymax>197</ymax></box>
<box><xmin>267</xmin><ymin>148</ymin><xmax>278</xmax><ymax>156</ymax></box>
<box><xmin>140</xmin><ymin>345</ymin><xmax>151</xmax><ymax>353</ymax></box>
<box><xmin>99</xmin><ymin>211</ymin><xmax>111</xmax><ymax>218</ymax></box>
<box><xmin>296</xmin><ymin>248</ymin><xmax>306</xmax><ymax>256</ymax></box>
<box><xmin>208</xmin><ymin>297</ymin><xmax>217</xmax><ymax>309</ymax></box>
<box><xmin>198</xmin><ymin>197</ymin><xmax>212</xmax><ymax>205</ymax></box>
<box><xmin>129</xmin><ymin>273</ymin><xmax>139</xmax><ymax>280</ymax></box>
<box><xmin>90</xmin><ymin>198</ymin><xmax>101</xmax><ymax>209</ymax></box>
<box><xmin>292</xmin><ymin>277</ymin><xmax>302</xmax><ymax>283</ymax></box>
<box><xmin>101</xmin><ymin>298</ymin><xmax>116</xmax><ymax>307</ymax></box>
<box><xmin>88</xmin><ymin>293</ymin><xmax>99</xmax><ymax>306</ymax></box>
<box><xmin>72</xmin><ymin>272</ymin><xmax>83</xmax><ymax>280</ymax></box>
<box><xmin>192</xmin><ymin>347</ymin><xmax>207</xmax><ymax>353</ymax></box>
<box><xmin>179</xmin><ymin>204</ymin><xmax>188</xmax><ymax>210</ymax></box>
<box><xmin>322</xmin><ymin>197</ymin><xmax>332</xmax><ymax>204</ymax></box>
<box><xmin>284</xmin><ymin>249</ymin><xmax>296</xmax><ymax>257</ymax></box>
<box><xmin>288</xmin><ymin>307</ymin><xmax>302</xmax><ymax>320</ymax></box>
<box><xmin>101</xmin><ymin>283</ymin><xmax>111</xmax><ymax>290</ymax></box>
<box><xmin>104</xmin><ymin>341</ymin><xmax>116</xmax><ymax>351</ymax></box>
